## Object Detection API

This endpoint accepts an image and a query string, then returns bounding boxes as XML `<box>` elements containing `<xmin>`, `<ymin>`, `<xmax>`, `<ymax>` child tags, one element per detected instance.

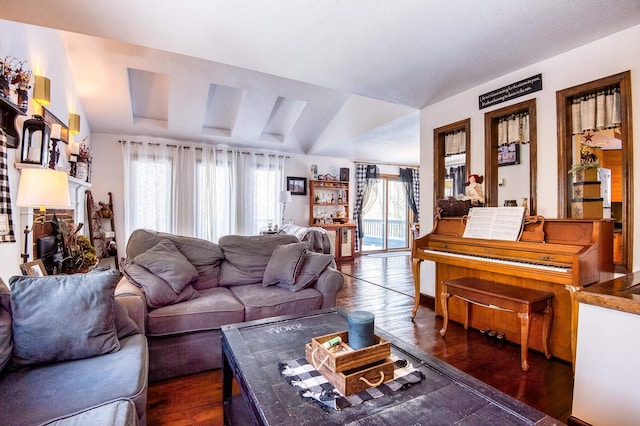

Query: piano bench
<box><xmin>440</xmin><ymin>277</ymin><xmax>553</xmax><ymax>371</ymax></box>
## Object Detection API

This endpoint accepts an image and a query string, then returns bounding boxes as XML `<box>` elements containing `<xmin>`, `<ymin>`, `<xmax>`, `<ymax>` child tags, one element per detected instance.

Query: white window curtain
<box><xmin>571</xmin><ymin>88</ymin><xmax>621</xmax><ymax>134</ymax></box>
<box><xmin>235</xmin><ymin>152</ymin><xmax>286</xmax><ymax>235</ymax></box>
<box><xmin>122</xmin><ymin>141</ymin><xmax>173</xmax><ymax>238</ymax></box>
<box><xmin>497</xmin><ymin>112</ymin><xmax>530</xmax><ymax>146</ymax></box>
<box><xmin>122</xmin><ymin>140</ymin><xmax>286</xmax><ymax>242</ymax></box>
<box><xmin>444</xmin><ymin>129</ymin><xmax>465</xmax><ymax>156</ymax></box>
<box><xmin>195</xmin><ymin>146</ymin><xmax>235</xmax><ymax>241</ymax></box>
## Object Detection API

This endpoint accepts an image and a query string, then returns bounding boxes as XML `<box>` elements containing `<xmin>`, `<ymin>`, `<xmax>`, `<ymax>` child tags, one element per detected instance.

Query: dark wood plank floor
<box><xmin>147</xmin><ymin>252</ymin><xmax>573</xmax><ymax>425</ymax></box>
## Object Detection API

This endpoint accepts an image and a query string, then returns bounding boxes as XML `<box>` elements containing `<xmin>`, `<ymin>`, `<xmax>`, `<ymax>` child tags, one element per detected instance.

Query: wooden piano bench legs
<box><xmin>439</xmin><ymin>277</ymin><xmax>553</xmax><ymax>372</ymax></box>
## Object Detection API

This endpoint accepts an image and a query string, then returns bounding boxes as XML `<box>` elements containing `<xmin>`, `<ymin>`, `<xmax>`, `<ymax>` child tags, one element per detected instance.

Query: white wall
<box><xmin>0</xmin><ymin>20</ymin><xmax>88</xmax><ymax>283</ymax></box>
<box><xmin>418</xmin><ymin>24</ymin><xmax>640</xmax><ymax>296</ymax></box>
<box><xmin>572</xmin><ymin>303</ymin><xmax>640</xmax><ymax>424</ymax></box>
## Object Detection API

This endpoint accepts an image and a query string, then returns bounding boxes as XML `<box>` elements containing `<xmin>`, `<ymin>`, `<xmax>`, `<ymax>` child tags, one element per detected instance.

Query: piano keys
<box><xmin>412</xmin><ymin>216</ymin><xmax>614</xmax><ymax>363</ymax></box>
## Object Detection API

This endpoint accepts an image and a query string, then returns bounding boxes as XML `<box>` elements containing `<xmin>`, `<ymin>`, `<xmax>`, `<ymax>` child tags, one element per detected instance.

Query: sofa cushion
<box><xmin>43</xmin><ymin>399</ymin><xmax>138</xmax><ymax>426</ymax></box>
<box><xmin>121</xmin><ymin>259</ymin><xmax>200</xmax><ymax>309</ymax></box>
<box><xmin>229</xmin><ymin>283</ymin><xmax>322</xmax><ymax>322</ymax></box>
<box><xmin>146</xmin><ymin>287</ymin><xmax>244</xmax><ymax>336</ymax></box>
<box><xmin>114</xmin><ymin>300</ymin><xmax>140</xmax><ymax>340</ymax></box>
<box><xmin>262</xmin><ymin>242</ymin><xmax>308</xmax><ymax>287</ymax></box>
<box><xmin>0</xmin><ymin>334</ymin><xmax>147</xmax><ymax>426</ymax></box>
<box><xmin>277</xmin><ymin>251</ymin><xmax>334</xmax><ymax>292</ymax></box>
<box><xmin>8</xmin><ymin>269</ymin><xmax>121</xmax><ymax>368</ymax></box>
<box><xmin>126</xmin><ymin>229</ymin><xmax>224</xmax><ymax>289</ymax></box>
<box><xmin>133</xmin><ymin>239</ymin><xmax>198</xmax><ymax>294</ymax></box>
<box><xmin>219</xmin><ymin>234</ymin><xmax>299</xmax><ymax>286</ymax></box>
<box><xmin>0</xmin><ymin>280</ymin><xmax>10</xmax><ymax>372</ymax></box>
<box><xmin>0</xmin><ymin>305</ymin><xmax>11</xmax><ymax>372</ymax></box>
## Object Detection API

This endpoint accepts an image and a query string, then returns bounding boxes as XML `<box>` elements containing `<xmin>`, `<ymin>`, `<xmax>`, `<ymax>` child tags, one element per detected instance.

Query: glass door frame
<box><xmin>361</xmin><ymin>173</ymin><xmax>411</xmax><ymax>253</ymax></box>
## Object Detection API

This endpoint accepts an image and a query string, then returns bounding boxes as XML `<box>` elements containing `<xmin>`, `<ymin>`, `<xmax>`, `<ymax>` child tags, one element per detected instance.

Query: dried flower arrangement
<box><xmin>568</xmin><ymin>144</ymin><xmax>601</xmax><ymax>175</ymax></box>
<box><xmin>78</xmin><ymin>136</ymin><xmax>92</xmax><ymax>163</ymax></box>
<box><xmin>0</xmin><ymin>56</ymin><xmax>32</xmax><ymax>111</ymax></box>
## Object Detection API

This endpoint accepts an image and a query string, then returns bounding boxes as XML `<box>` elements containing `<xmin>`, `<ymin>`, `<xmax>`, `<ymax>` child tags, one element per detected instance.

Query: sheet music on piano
<box><xmin>462</xmin><ymin>207</ymin><xmax>526</xmax><ymax>241</ymax></box>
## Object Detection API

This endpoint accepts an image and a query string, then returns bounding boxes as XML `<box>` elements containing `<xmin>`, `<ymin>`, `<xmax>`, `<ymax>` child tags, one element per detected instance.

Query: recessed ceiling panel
<box><xmin>127</xmin><ymin>68</ymin><xmax>169</xmax><ymax>128</ymax></box>
<box><xmin>260</xmin><ymin>96</ymin><xmax>308</xmax><ymax>143</ymax></box>
<box><xmin>202</xmin><ymin>83</ymin><xmax>243</xmax><ymax>137</ymax></box>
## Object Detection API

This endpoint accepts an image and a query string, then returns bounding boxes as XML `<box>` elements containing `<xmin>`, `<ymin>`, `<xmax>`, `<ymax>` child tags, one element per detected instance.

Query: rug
<box><xmin>278</xmin><ymin>356</ymin><xmax>425</xmax><ymax>410</ymax></box>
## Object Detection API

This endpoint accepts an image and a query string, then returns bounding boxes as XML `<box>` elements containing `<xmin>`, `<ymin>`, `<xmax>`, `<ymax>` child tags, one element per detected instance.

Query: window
<box><xmin>123</xmin><ymin>141</ymin><xmax>286</xmax><ymax>241</ymax></box>
<box><xmin>129</xmin><ymin>154</ymin><xmax>172</xmax><ymax>233</ymax></box>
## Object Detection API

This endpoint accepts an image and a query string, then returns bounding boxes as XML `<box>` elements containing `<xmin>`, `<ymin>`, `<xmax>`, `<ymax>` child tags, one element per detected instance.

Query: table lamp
<box><xmin>279</xmin><ymin>190</ymin><xmax>292</xmax><ymax>224</ymax></box>
<box><xmin>16</xmin><ymin>168</ymin><xmax>71</xmax><ymax>262</ymax></box>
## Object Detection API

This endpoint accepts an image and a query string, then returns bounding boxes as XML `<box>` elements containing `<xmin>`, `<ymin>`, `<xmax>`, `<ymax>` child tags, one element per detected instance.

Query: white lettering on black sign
<box><xmin>479</xmin><ymin>74</ymin><xmax>542</xmax><ymax>109</ymax></box>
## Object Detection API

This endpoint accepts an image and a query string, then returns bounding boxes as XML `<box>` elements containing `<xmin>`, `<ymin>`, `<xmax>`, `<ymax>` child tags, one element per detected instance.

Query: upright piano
<box><xmin>412</xmin><ymin>216</ymin><xmax>614</xmax><ymax>363</ymax></box>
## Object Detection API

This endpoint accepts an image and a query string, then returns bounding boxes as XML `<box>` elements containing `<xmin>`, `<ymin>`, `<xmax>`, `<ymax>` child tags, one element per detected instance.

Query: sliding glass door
<box><xmin>361</xmin><ymin>176</ymin><xmax>410</xmax><ymax>252</ymax></box>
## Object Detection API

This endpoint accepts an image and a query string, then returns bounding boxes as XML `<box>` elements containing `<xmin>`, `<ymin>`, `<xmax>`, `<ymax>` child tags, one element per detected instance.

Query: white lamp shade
<box><xmin>16</xmin><ymin>168</ymin><xmax>71</xmax><ymax>209</ymax></box>
<box><xmin>279</xmin><ymin>190</ymin><xmax>292</xmax><ymax>203</ymax></box>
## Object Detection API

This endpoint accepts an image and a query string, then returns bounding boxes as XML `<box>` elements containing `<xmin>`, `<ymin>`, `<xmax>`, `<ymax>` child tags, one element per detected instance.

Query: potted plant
<box><xmin>62</xmin><ymin>235</ymin><xmax>98</xmax><ymax>273</ymax></box>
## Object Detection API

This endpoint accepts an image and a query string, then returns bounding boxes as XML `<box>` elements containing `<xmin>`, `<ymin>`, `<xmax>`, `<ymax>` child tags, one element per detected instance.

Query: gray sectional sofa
<box><xmin>116</xmin><ymin>229</ymin><xmax>344</xmax><ymax>381</ymax></box>
<box><xmin>0</xmin><ymin>269</ymin><xmax>148</xmax><ymax>426</ymax></box>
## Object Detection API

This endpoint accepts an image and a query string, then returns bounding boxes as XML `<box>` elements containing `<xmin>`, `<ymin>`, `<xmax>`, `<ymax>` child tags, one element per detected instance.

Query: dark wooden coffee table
<box><xmin>221</xmin><ymin>308</ymin><xmax>558</xmax><ymax>425</ymax></box>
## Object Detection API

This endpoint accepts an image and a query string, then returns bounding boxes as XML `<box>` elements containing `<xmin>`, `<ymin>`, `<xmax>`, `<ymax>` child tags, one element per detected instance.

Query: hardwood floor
<box><xmin>147</xmin><ymin>252</ymin><xmax>573</xmax><ymax>425</ymax></box>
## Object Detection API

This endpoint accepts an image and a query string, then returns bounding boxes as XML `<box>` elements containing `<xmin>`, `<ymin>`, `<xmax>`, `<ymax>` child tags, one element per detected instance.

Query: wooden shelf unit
<box><xmin>309</xmin><ymin>179</ymin><xmax>349</xmax><ymax>226</ymax></box>
<box><xmin>309</xmin><ymin>179</ymin><xmax>355</xmax><ymax>260</ymax></box>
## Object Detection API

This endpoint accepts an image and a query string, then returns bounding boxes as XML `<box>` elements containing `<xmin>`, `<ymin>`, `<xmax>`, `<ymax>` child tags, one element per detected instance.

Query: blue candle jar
<box><xmin>347</xmin><ymin>311</ymin><xmax>375</xmax><ymax>350</ymax></box>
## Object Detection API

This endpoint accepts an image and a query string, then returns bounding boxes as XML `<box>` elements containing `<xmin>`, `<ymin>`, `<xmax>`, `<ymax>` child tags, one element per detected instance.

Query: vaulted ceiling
<box><xmin>2</xmin><ymin>1</ymin><xmax>640</xmax><ymax>165</ymax></box>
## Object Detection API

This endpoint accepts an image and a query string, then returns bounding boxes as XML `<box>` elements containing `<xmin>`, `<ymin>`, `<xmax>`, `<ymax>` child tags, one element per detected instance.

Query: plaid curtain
<box><xmin>353</xmin><ymin>164</ymin><xmax>378</xmax><ymax>251</ymax></box>
<box><xmin>0</xmin><ymin>133</ymin><xmax>16</xmax><ymax>242</ymax></box>
<box><xmin>399</xmin><ymin>167</ymin><xmax>420</xmax><ymax>223</ymax></box>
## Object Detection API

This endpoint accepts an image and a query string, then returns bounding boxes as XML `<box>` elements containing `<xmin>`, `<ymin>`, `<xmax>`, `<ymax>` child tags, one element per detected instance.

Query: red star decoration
<box><xmin>583</xmin><ymin>132</ymin><xmax>594</xmax><ymax>143</ymax></box>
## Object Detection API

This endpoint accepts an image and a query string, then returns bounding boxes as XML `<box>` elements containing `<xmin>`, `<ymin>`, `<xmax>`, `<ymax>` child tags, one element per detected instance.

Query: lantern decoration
<box><xmin>20</xmin><ymin>115</ymin><xmax>50</xmax><ymax>165</ymax></box>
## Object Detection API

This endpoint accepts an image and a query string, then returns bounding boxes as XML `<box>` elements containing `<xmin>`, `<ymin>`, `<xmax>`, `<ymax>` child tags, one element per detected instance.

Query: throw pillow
<box><xmin>262</xmin><ymin>242</ymin><xmax>308</xmax><ymax>287</ymax></box>
<box><xmin>134</xmin><ymin>239</ymin><xmax>198</xmax><ymax>294</ymax></box>
<box><xmin>121</xmin><ymin>259</ymin><xmax>200</xmax><ymax>308</ymax></box>
<box><xmin>218</xmin><ymin>234</ymin><xmax>299</xmax><ymax>286</ymax></box>
<box><xmin>0</xmin><ymin>306</ymin><xmax>11</xmax><ymax>372</ymax></box>
<box><xmin>113</xmin><ymin>300</ymin><xmax>139</xmax><ymax>339</ymax></box>
<box><xmin>125</xmin><ymin>229</ymin><xmax>225</xmax><ymax>290</ymax></box>
<box><xmin>8</xmin><ymin>269</ymin><xmax>121</xmax><ymax>368</ymax></box>
<box><xmin>277</xmin><ymin>251</ymin><xmax>334</xmax><ymax>292</ymax></box>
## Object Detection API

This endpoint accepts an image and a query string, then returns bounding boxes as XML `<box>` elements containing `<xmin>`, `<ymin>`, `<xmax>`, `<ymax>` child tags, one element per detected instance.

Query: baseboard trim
<box><xmin>419</xmin><ymin>293</ymin><xmax>435</xmax><ymax>310</ymax></box>
<box><xmin>567</xmin><ymin>416</ymin><xmax>592</xmax><ymax>426</ymax></box>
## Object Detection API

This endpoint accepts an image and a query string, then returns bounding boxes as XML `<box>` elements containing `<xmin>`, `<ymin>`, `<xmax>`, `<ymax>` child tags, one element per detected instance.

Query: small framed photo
<box><xmin>287</xmin><ymin>177</ymin><xmax>307</xmax><ymax>195</ymax></box>
<box><xmin>498</xmin><ymin>143</ymin><xmax>520</xmax><ymax>167</ymax></box>
<box><xmin>20</xmin><ymin>259</ymin><xmax>48</xmax><ymax>277</ymax></box>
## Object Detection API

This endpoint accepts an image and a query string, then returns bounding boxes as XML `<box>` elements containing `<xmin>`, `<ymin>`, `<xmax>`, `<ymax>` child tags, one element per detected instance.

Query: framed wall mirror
<box><xmin>433</xmin><ymin>118</ymin><xmax>471</xmax><ymax>205</ymax></box>
<box><xmin>556</xmin><ymin>71</ymin><xmax>633</xmax><ymax>272</ymax></box>
<box><xmin>484</xmin><ymin>99</ymin><xmax>537</xmax><ymax>215</ymax></box>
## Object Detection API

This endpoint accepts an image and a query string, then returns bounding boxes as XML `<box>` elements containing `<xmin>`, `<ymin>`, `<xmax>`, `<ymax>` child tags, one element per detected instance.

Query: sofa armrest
<box><xmin>115</xmin><ymin>277</ymin><xmax>147</xmax><ymax>335</ymax></box>
<box><xmin>313</xmin><ymin>267</ymin><xmax>344</xmax><ymax>309</ymax></box>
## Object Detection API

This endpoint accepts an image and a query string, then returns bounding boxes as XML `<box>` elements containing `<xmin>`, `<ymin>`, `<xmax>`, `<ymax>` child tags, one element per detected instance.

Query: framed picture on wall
<box><xmin>498</xmin><ymin>143</ymin><xmax>520</xmax><ymax>167</ymax></box>
<box><xmin>287</xmin><ymin>177</ymin><xmax>307</xmax><ymax>195</ymax></box>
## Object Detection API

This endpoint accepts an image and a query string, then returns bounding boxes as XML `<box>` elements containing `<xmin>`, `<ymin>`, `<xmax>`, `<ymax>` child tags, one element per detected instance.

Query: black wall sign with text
<box><xmin>479</xmin><ymin>74</ymin><xmax>542</xmax><ymax>109</ymax></box>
